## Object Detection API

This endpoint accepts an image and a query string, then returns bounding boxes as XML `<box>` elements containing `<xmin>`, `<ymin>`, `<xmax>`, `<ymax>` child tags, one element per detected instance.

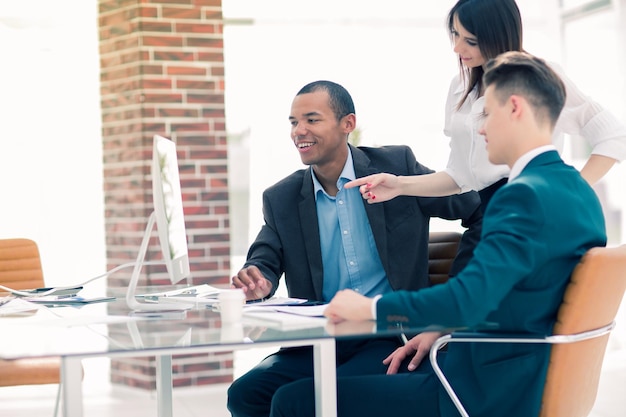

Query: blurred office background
<box><xmin>2</xmin><ymin>0</ymin><xmax>623</xmax><ymax>342</ymax></box>
<box><xmin>0</xmin><ymin>0</ymin><xmax>624</xmax><ymax>411</ymax></box>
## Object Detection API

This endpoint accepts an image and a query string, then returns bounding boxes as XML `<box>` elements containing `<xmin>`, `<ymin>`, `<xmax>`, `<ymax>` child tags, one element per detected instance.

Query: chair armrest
<box><xmin>433</xmin><ymin>322</ymin><xmax>615</xmax><ymax>350</ymax></box>
<box><xmin>429</xmin><ymin>322</ymin><xmax>616</xmax><ymax>417</ymax></box>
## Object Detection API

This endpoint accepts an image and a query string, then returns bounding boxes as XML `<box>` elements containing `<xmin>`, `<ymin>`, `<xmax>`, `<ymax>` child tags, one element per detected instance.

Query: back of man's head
<box><xmin>483</xmin><ymin>51</ymin><xmax>566</xmax><ymax>129</ymax></box>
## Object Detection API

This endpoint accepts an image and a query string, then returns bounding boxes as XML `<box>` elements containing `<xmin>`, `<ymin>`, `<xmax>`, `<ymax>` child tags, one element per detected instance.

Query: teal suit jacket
<box><xmin>377</xmin><ymin>151</ymin><xmax>607</xmax><ymax>417</ymax></box>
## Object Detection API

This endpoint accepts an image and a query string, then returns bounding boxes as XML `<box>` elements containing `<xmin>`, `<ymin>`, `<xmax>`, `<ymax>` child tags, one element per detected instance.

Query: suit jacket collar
<box><xmin>509</xmin><ymin>145</ymin><xmax>557</xmax><ymax>181</ymax></box>
<box><xmin>517</xmin><ymin>149</ymin><xmax>562</xmax><ymax>178</ymax></box>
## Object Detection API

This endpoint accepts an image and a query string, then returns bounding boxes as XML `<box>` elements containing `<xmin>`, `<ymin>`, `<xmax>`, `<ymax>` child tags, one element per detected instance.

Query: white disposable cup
<box><xmin>218</xmin><ymin>289</ymin><xmax>245</xmax><ymax>324</ymax></box>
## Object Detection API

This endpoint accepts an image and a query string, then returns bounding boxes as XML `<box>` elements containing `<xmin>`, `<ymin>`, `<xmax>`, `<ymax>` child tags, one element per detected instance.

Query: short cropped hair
<box><xmin>297</xmin><ymin>80</ymin><xmax>356</xmax><ymax>122</ymax></box>
<box><xmin>483</xmin><ymin>51</ymin><xmax>566</xmax><ymax>128</ymax></box>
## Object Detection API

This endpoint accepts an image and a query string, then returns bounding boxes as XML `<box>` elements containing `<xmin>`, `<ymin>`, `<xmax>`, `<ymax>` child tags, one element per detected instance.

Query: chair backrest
<box><xmin>428</xmin><ymin>232</ymin><xmax>462</xmax><ymax>286</ymax></box>
<box><xmin>0</xmin><ymin>238</ymin><xmax>62</xmax><ymax>387</ymax></box>
<box><xmin>540</xmin><ymin>244</ymin><xmax>626</xmax><ymax>417</ymax></box>
<box><xmin>0</xmin><ymin>238</ymin><xmax>45</xmax><ymax>291</ymax></box>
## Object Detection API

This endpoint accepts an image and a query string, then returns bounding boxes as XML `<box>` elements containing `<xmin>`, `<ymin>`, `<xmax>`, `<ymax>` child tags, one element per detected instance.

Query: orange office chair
<box><xmin>0</xmin><ymin>238</ymin><xmax>77</xmax><ymax>417</ymax></box>
<box><xmin>429</xmin><ymin>244</ymin><xmax>626</xmax><ymax>417</ymax></box>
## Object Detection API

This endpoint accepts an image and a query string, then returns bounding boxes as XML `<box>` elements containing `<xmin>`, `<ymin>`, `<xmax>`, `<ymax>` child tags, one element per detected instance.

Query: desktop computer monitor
<box><xmin>152</xmin><ymin>134</ymin><xmax>191</xmax><ymax>284</ymax></box>
<box><xmin>126</xmin><ymin>135</ymin><xmax>192</xmax><ymax>311</ymax></box>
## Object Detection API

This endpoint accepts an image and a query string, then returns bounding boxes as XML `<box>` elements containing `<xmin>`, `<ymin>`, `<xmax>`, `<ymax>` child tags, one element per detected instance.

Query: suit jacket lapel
<box><xmin>351</xmin><ymin>145</ymin><xmax>390</xmax><ymax>273</ymax></box>
<box><xmin>299</xmin><ymin>168</ymin><xmax>324</xmax><ymax>300</ymax></box>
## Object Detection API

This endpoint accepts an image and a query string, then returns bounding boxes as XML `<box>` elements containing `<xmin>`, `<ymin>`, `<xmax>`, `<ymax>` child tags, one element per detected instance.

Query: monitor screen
<box><xmin>152</xmin><ymin>135</ymin><xmax>191</xmax><ymax>284</ymax></box>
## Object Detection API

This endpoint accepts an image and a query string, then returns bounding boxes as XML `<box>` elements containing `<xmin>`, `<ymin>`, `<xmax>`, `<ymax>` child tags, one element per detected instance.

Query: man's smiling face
<box><xmin>289</xmin><ymin>90</ymin><xmax>351</xmax><ymax>169</ymax></box>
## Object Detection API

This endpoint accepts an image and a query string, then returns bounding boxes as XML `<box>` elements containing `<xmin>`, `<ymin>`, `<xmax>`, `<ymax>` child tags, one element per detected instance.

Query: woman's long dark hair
<box><xmin>448</xmin><ymin>0</ymin><xmax>524</xmax><ymax>109</ymax></box>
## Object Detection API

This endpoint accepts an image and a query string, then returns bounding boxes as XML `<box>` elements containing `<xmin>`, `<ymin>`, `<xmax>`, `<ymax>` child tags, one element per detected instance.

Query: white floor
<box><xmin>1</xmin><ymin>343</ymin><xmax>625</xmax><ymax>417</ymax></box>
<box><xmin>0</xmin><ymin>347</ymin><xmax>275</xmax><ymax>417</ymax></box>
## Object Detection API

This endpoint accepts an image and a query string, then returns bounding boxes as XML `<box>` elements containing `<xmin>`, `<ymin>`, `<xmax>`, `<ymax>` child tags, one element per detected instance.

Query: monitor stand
<box><xmin>125</xmin><ymin>211</ymin><xmax>190</xmax><ymax>312</ymax></box>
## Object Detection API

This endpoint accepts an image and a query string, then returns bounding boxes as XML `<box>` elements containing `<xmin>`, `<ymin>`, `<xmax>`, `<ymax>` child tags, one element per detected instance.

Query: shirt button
<box><xmin>349</xmin><ymin>261</ymin><xmax>355</xmax><ymax>266</ymax></box>
<box><xmin>343</xmin><ymin>230</ymin><xmax>348</xmax><ymax>235</ymax></box>
<box><xmin>338</xmin><ymin>200</ymin><xmax>344</xmax><ymax>205</ymax></box>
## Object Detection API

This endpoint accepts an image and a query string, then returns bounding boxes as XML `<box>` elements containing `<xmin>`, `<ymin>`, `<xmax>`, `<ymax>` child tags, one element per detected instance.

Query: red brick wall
<box><xmin>98</xmin><ymin>0</ymin><xmax>232</xmax><ymax>389</ymax></box>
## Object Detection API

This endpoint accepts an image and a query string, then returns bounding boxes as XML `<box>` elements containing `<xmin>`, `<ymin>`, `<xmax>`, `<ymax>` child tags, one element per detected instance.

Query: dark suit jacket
<box><xmin>377</xmin><ymin>151</ymin><xmax>607</xmax><ymax>417</ymax></box>
<box><xmin>244</xmin><ymin>144</ymin><xmax>482</xmax><ymax>301</ymax></box>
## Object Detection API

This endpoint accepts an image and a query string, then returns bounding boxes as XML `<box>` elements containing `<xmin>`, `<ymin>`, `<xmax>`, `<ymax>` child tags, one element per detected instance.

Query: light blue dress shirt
<box><xmin>312</xmin><ymin>148</ymin><xmax>391</xmax><ymax>302</ymax></box>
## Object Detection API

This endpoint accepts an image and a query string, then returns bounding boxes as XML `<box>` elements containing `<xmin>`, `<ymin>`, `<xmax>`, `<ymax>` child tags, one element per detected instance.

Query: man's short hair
<box><xmin>297</xmin><ymin>80</ymin><xmax>356</xmax><ymax>122</ymax></box>
<box><xmin>483</xmin><ymin>51</ymin><xmax>566</xmax><ymax>128</ymax></box>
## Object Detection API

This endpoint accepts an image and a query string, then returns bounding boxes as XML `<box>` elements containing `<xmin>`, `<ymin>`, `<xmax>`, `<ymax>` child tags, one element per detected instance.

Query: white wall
<box><xmin>222</xmin><ymin>0</ymin><xmax>568</xmax><ymax>239</ymax></box>
<box><xmin>0</xmin><ymin>1</ymin><xmax>106</xmax><ymax>292</ymax></box>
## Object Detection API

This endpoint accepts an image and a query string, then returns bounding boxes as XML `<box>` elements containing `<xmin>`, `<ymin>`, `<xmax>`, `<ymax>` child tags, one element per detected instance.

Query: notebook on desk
<box><xmin>242</xmin><ymin>304</ymin><xmax>328</xmax><ymax>330</ymax></box>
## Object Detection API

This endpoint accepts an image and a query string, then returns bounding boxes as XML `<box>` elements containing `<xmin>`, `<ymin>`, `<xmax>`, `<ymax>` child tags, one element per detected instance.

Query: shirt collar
<box><xmin>312</xmin><ymin>146</ymin><xmax>355</xmax><ymax>200</ymax></box>
<box><xmin>508</xmin><ymin>145</ymin><xmax>557</xmax><ymax>182</ymax></box>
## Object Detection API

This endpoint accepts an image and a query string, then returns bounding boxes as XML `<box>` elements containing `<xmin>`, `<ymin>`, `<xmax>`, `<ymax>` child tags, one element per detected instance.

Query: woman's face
<box><xmin>451</xmin><ymin>15</ymin><xmax>486</xmax><ymax>69</ymax></box>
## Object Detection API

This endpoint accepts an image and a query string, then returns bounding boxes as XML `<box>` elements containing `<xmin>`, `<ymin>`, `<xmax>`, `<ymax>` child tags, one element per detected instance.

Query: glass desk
<box><xmin>0</xmin><ymin>289</ymin><xmax>411</xmax><ymax>417</ymax></box>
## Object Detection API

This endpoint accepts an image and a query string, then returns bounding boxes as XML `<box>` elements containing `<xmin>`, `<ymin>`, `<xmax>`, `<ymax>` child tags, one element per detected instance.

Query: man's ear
<box><xmin>509</xmin><ymin>95</ymin><xmax>525</xmax><ymax>120</ymax></box>
<box><xmin>342</xmin><ymin>113</ymin><xmax>356</xmax><ymax>133</ymax></box>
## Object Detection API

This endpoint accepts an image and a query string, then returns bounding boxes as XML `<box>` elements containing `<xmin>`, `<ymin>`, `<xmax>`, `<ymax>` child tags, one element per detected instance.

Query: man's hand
<box><xmin>344</xmin><ymin>173</ymin><xmax>401</xmax><ymax>204</ymax></box>
<box><xmin>324</xmin><ymin>289</ymin><xmax>374</xmax><ymax>323</ymax></box>
<box><xmin>383</xmin><ymin>332</ymin><xmax>443</xmax><ymax>375</ymax></box>
<box><xmin>231</xmin><ymin>265</ymin><xmax>273</xmax><ymax>301</ymax></box>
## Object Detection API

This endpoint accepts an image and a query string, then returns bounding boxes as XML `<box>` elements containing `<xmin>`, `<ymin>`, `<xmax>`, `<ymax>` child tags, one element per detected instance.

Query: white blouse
<box><xmin>443</xmin><ymin>63</ymin><xmax>626</xmax><ymax>193</ymax></box>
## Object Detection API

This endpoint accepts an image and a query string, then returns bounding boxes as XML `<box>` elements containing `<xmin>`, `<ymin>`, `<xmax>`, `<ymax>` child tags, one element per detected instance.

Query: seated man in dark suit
<box><xmin>227</xmin><ymin>80</ymin><xmax>483</xmax><ymax>417</ymax></box>
<box><xmin>270</xmin><ymin>54</ymin><xmax>607</xmax><ymax>417</ymax></box>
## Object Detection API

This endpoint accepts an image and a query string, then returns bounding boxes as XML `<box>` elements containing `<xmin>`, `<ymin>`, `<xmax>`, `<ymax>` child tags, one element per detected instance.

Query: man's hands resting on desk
<box><xmin>324</xmin><ymin>289</ymin><xmax>374</xmax><ymax>323</ymax></box>
<box><xmin>231</xmin><ymin>265</ymin><xmax>273</xmax><ymax>301</ymax></box>
<box><xmin>324</xmin><ymin>289</ymin><xmax>442</xmax><ymax>375</ymax></box>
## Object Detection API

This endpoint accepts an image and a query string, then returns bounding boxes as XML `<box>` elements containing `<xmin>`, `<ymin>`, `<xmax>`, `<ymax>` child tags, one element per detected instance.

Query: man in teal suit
<box><xmin>269</xmin><ymin>52</ymin><xmax>607</xmax><ymax>417</ymax></box>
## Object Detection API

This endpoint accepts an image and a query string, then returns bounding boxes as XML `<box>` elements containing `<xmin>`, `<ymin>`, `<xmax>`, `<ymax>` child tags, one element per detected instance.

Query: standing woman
<box><xmin>348</xmin><ymin>0</ymin><xmax>626</xmax><ymax>210</ymax></box>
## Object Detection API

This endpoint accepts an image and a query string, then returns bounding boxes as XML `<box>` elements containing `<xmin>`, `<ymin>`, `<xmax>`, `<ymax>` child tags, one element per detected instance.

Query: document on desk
<box><xmin>246</xmin><ymin>296</ymin><xmax>308</xmax><ymax>307</ymax></box>
<box><xmin>158</xmin><ymin>291</ymin><xmax>308</xmax><ymax>307</ymax></box>
<box><xmin>242</xmin><ymin>304</ymin><xmax>328</xmax><ymax>329</ymax></box>
<box><xmin>244</xmin><ymin>304</ymin><xmax>328</xmax><ymax>316</ymax></box>
<box><xmin>22</xmin><ymin>295</ymin><xmax>116</xmax><ymax>306</ymax></box>
<box><xmin>140</xmin><ymin>284</ymin><xmax>223</xmax><ymax>306</ymax></box>
<box><xmin>0</xmin><ymin>297</ymin><xmax>41</xmax><ymax>316</ymax></box>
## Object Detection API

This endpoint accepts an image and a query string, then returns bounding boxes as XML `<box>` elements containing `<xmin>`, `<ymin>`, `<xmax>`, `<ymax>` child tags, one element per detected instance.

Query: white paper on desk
<box><xmin>22</xmin><ymin>295</ymin><xmax>116</xmax><ymax>305</ymax></box>
<box><xmin>138</xmin><ymin>284</ymin><xmax>222</xmax><ymax>306</ymax></box>
<box><xmin>0</xmin><ymin>298</ymin><xmax>41</xmax><ymax>315</ymax></box>
<box><xmin>139</xmin><ymin>284</ymin><xmax>222</xmax><ymax>299</ymax></box>
<box><xmin>244</xmin><ymin>304</ymin><xmax>327</xmax><ymax>317</ymax></box>
<box><xmin>242</xmin><ymin>309</ymin><xmax>328</xmax><ymax>330</ymax></box>
<box><xmin>157</xmin><ymin>294</ymin><xmax>220</xmax><ymax>306</ymax></box>
<box><xmin>245</xmin><ymin>296</ymin><xmax>307</xmax><ymax>307</ymax></box>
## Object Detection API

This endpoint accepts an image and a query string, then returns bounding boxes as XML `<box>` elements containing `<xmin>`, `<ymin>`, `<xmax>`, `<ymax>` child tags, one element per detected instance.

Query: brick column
<box><xmin>98</xmin><ymin>0</ymin><xmax>232</xmax><ymax>388</ymax></box>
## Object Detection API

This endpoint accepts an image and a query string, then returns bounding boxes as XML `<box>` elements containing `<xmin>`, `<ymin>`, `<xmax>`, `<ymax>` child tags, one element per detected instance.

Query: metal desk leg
<box><xmin>61</xmin><ymin>357</ymin><xmax>84</xmax><ymax>417</ymax></box>
<box><xmin>313</xmin><ymin>339</ymin><xmax>337</xmax><ymax>417</ymax></box>
<box><xmin>156</xmin><ymin>354</ymin><xmax>174</xmax><ymax>417</ymax></box>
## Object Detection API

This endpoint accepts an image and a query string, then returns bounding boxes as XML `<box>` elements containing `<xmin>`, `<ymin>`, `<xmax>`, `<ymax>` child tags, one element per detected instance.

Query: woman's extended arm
<box><xmin>345</xmin><ymin>170</ymin><xmax>461</xmax><ymax>203</ymax></box>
